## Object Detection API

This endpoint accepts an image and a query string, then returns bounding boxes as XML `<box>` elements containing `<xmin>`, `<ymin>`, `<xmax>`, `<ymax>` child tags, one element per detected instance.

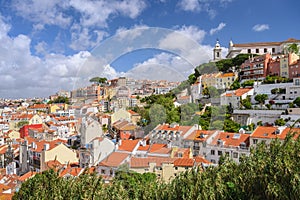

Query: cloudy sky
<box><xmin>0</xmin><ymin>0</ymin><xmax>299</xmax><ymax>98</ymax></box>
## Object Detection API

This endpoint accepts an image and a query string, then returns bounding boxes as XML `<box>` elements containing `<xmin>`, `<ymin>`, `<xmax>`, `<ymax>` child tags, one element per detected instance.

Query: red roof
<box><xmin>251</xmin><ymin>126</ymin><xmax>300</xmax><ymax>140</ymax></box>
<box><xmin>118</xmin><ymin>139</ymin><xmax>140</xmax><ymax>152</ymax></box>
<box><xmin>174</xmin><ymin>158</ymin><xmax>194</xmax><ymax>167</ymax></box>
<box><xmin>211</xmin><ymin>132</ymin><xmax>250</xmax><ymax>147</ymax></box>
<box><xmin>185</xmin><ymin>130</ymin><xmax>215</xmax><ymax>141</ymax></box>
<box><xmin>225</xmin><ymin>88</ymin><xmax>253</xmax><ymax>97</ymax></box>
<box><xmin>130</xmin><ymin>157</ymin><xmax>176</xmax><ymax>168</ymax></box>
<box><xmin>18</xmin><ymin>171</ymin><xmax>37</xmax><ymax>182</ymax></box>
<box><xmin>99</xmin><ymin>152</ymin><xmax>130</xmax><ymax>167</ymax></box>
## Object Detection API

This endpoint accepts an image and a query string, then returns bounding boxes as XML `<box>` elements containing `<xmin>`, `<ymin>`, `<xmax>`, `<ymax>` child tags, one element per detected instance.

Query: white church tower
<box><xmin>213</xmin><ymin>39</ymin><xmax>222</xmax><ymax>61</ymax></box>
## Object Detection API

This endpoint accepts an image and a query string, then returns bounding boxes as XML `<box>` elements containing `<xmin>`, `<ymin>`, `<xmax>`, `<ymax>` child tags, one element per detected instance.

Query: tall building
<box><xmin>213</xmin><ymin>40</ymin><xmax>222</xmax><ymax>61</ymax></box>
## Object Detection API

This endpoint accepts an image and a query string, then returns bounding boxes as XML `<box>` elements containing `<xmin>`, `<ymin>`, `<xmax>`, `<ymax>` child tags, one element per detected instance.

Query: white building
<box><xmin>226</xmin><ymin>38</ymin><xmax>300</xmax><ymax>58</ymax></box>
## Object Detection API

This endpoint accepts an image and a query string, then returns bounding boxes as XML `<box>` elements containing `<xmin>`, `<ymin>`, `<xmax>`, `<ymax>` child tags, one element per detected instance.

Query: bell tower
<box><xmin>213</xmin><ymin>39</ymin><xmax>222</xmax><ymax>61</ymax></box>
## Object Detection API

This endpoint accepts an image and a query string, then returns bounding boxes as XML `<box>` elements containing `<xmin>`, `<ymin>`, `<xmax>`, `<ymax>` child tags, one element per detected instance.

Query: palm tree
<box><xmin>287</xmin><ymin>43</ymin><xmax>300</xmax><ymax>54</ymax></box>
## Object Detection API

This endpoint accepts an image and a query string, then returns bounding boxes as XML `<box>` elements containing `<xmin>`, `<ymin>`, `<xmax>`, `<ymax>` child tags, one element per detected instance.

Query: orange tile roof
<box><xmin>148</xmin><ymin>144</ymin><xmax>167</xmax><ymax>153</ymax></box>
<box><xmin>60</xmin><ymin>167</ymin><xmax>83</xmax><ymax>177</ymax></box>
<box><xmin>233</xmin><ymin>41</ymin><xmax>281</xmax><ymax>47</ymax></box>
<box><xmin>99</xmin><ymin>152</ymin><xmax>130</xmax><ymax>167</ymax></box>
<box><xmin>127</xmin><ymin>110</ymin><xmax>139</xmax><ymax>115</ymax></box>
<box><xmin>18</xmin><ymin>171</ymin><xmax>37</xmax><ymax>182</ymax></box>
<box><xmin>251</xmin><ymin>126</ymin><xmax>300</xmax><ymax>140</ymax></box>
<box><xmin>0</xmin><ymin>193</ymin><xmax>13</xmax><ymax>200</ymax></box>
<box><xmin>149</xmin><ymin>147</ymin><xmax>172</xmax><ymax>155</ymax></box>
<box><xmin>45</xmin><ymin>160</ymin><xmax>63</xmax><ymax>170</ymax></box>
<box><xmin>25</xmin><ymin>136</ymin><xmax>67</xmax><ymax>152</ymax></box>
<box><xmin>155</xmin><ymin>124</ymin><xmax>193</xmax><ymax>137</ymax></box>
<box><xmin>130</xmin><ymin>157</ymin><xmax>176</xmax><ymax>168</ymax></box>
<box><xmin>185</xmin><ymin>130</ymin><xmax>215</xmax><ymax>141</ymax></box>
<box><xmin>194</xmin><ymin>155</ymin><xmax>211</xmax><ymax>164</ymax></box>
<box><xmin>174</xmin><ymin>158</ymin><xmax>194</xmax><ymax>167</ymax></box>
<box><xmin>118</xmin><ymin>139</ymin><xmax>140</xmax><ymax>152</ymax></box>
<box><xmin>225</xmin><ymin>88</ymin><xmax>253</xmax><ymax>97</ymax></box>
<box><xmin>137</xmin><ymin>144</ymin><xmax>150</xmax><ymax>151</ymax></box>
<box><xmin>211</xmin><ymin>132</ymin><xmax>250</xmax><ymax>147</ymax></box>
<box><xmin>219</xmin><ymin>72</ymin><xmax>235</xmax><ymax>78</ymax></box>
<box><xmin>173</xmin><ymin>148</ymin><xmax>191</xmax><ymax>159</ymax></box>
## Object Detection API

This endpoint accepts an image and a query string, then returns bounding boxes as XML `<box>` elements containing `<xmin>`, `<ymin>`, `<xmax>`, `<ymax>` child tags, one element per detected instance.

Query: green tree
<box><xmin>89</xmin><ymin>77</ymin><xmax>107</xmax><ymax>84</ymax></box>
<box><xmin>254</xmin><ymin>94</ymin><xmax>268</xmax><ymax>105</ymax></box>
<box><xmin>241</xmin><ymin>97</ymin><xmax>252</xmax><ymax>109</ymax></box>
<box><xmin>293</xmin><ymin>97</ymin><xmax>300</xmax><ymax>107</ymax></box>
<box><xmin>241</xmin><ymin>80</ymin><xmax>254</xmax><ymax>88</ymax></box>
<box><xmin>287</xmin><ymin>43</ymin><xmax>299</xmax><ymax>54</ymax></box>
<box><xmin>203</xmin><ymin>86</ymin><xmax>220</xmax><ymax>98</ymax></box>
<box><xmin>230</xmin><ymin>80</ymin><xmax>240</xmax><ymax>90</ymax></box>
<box><xmin>17</xmin><ymin>120</ymin><xmax>29</xmax><ymax>128</ymax></box>
<box><xmin>275</xmin><ymin>118</ymin><xmax>286</xmax><ymax>126</ymax></box>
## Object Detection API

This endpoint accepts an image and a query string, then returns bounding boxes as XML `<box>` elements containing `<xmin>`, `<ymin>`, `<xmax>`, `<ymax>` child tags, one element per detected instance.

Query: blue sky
<box><xmin>0</xmin><ymin>0</ymin><xmax>299</xmax><ymax>98</ymax></box>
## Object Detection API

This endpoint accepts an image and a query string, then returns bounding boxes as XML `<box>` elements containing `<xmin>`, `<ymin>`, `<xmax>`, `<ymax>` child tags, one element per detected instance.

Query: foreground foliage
<box><xmin>14</xmin><ymin>134</ymin><xmax>300</xmax><ymax>200</ymax></box>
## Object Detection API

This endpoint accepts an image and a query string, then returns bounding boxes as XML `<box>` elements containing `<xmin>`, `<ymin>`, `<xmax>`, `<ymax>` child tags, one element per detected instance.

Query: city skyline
<box><xmin>0</xmin><ymin>0</ymin><xmax>299</xmax><ymax>98</ymax></box>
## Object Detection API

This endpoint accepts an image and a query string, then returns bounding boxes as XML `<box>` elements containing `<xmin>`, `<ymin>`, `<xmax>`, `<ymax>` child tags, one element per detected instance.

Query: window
<box><xmin>101</xmin><ymin>169</ymin><xmax>106</xmax><ymax>174</ymax></box>
<box><xmin>253</xmin><ymin>139</ymin><xmax>258</xmax><ymax>144</ymax></box>
<box><xmin>272</xmin><ymin>48</ymin><xmax>275</xmax><ymax>53</ymax></box>
<box><xmin>211</xmin><ymin>150</ymin><xmax>215</xmax><ymax>155</ymax></box>
<box><xmin>233</xmin><ymin>152</ymin><xmax>238</xmax><ymax>158</ymax></box>
<box><xmin>175</xmin><ymin>167</ymin><xmax>178</xmax><ymax>170</ymax></box>
<box><xmin>218</xmin><ymin>151</ymin><xmax>222</xmax><ymax>156</ymax></box>
<box><xmin>248</xmin><ymin>49</ymin><xmax>251</xmax><ymax>53</ymax></box>
<box><xmin>217</xmin><ymin>52</ymin><xmax>220</xmax><ymax>57</ymax></box>
<box><xmin>225</xmin><ymin>152</ymin><xmax>229</xmax><ymax>156</ymax></box>
<box><xmin>256</xmin><ymin>49</ymin><xmax>259</xmax><ymax>53</ymax></box>
<box><xmin>264</xmin><ymin>48</ymin><xmax>267</xmax><ymax>53</ymax></box>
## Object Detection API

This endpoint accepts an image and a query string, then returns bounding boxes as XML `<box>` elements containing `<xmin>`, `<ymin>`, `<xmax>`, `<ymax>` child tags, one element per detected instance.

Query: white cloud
<box><xmin>178</xmin><ymin>0</ymin><xmax>234</xmax><ymax>19</ymax></box>
<box><xmin>125</xmin><ymin>52</ymin><xmax>191</xmax><ymax>81</ymax></box>
<box><xmin>178</xmin><ymin>0</ymin><xmax>201</xmax><ymax>12</ymax></box>
<box><xmin>252</xmin><ymin>24</ymin><xmax>270</xmax><ymax>32</ymax></box>
<box><xmin>11</xmin><ymin>0</ymin><xmax>147</xmax><ymax>51</ymax></box>
<box><xmin>159</xmin><ymin>25</ymin><xmax>211</xmax><ymax>67</ymax></box>
<box><xmin>69</xmin><ymin>24</ymin><xmax>108</xmax><ymax>51</ymax></box>
<box><xmin>12</xmin><ymin>0</ymin><xmax>72</xmax><ymax>27</ymax></box>
<box><xmin>0</xmin><ymin>16</ymin><xmax>94</xmax><ymax>98</ymax></box>
<box><xmin>209</xmin><ymin>22</ymin><xmax>226</xmax><ymax>35</ymax></box>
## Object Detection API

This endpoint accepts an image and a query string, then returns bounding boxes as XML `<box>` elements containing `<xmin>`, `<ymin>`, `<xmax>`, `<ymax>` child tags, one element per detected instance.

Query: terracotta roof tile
<box><xmin>185</xmin><ymin>130</ymin><xmax>215</xmax><ymax>141</ymax></box>
<box><xmin>130</xmin><ymin>157</ymin><xmax>176</xmax><ymax>168</ymax></box>
<box><xmin>211</xmin><ymin>132</ymin><xmax>250</xmax><ymax>147</ymax></box>
<box><xmin>174</xmin><ymin>158</ymin><xmax>194</xmax><ymax>167</ymax></box>
<box><xmin>99</xmin><ymin>152</ymin><xmax>130</xmax><ymax>167</ymax></box>
<box><xmin>118</xmin><ymin>139</ymin><xmax>140</xmax><ymax>152</ymax></box>
<box><xmin>18</xmin><ymin>171</ymin><xmax>37</xmax><ymax>182</ymax></box>
<box><xmin>251</xmin><ymin>126</ymin><xmax>300</xmax><ymax>140</ymax></box>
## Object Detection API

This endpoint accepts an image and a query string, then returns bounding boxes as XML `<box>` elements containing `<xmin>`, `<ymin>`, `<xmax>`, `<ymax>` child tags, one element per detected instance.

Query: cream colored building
<box><xmin>110</xmin><ymin>109</ymin><xmax>131</xmax><ymax>124</ymax></box>
<box><xmin>40</xmin><ymin>143</ymin><xmax>78</xmax><ymax>171</ymax></box>
<box><xmin>129</xmin><ymin>157</ymin><xmax>198</xmax><ymax>182</ymax></box>
<box><xmin>29</xmin><ymin>114</ymin><xmax>43</xmax><ymax>125</ymax></box>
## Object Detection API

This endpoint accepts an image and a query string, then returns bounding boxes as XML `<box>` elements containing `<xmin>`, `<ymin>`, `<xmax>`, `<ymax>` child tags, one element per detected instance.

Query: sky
<box><xmin>0</xmin><ymin>0</ymin><xmax>299</xmax><ymax>98</ymax></box>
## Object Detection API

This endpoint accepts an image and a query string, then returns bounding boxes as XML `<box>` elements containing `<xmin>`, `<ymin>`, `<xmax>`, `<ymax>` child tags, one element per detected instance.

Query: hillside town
<box><xmin>1</xmin><ymin>38</ymin><xmax>300</xmax><ymax>199</ymax></box>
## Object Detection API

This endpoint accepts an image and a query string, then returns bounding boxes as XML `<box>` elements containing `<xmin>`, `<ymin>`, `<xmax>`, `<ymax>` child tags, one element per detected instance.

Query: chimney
<box><xmin>44</xmin><ymin>143</ymin><xmax>50</xmax><ymax>151</ymax></box>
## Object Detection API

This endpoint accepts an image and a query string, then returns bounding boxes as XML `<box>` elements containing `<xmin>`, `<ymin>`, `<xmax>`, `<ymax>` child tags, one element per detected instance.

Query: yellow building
<box><xmin>49</xmin><ymin>104</ymin><xmax>68</xmax><ymax>113</ymax></box>
<box><xmin>29</xmin><ymin>114</ymin><xmax>43</xmax><ymax>125</ymax></box>
<box><xmin>7</xmin><ymin>130</ymin><xmax>20</xmax><ymax>139</ymax></box>
<box><xmin>129</xmin><ymin>157</ymin><xmax>203</xmax><ymax>182</ymax></box>
<box><xmin>111</xmin><ymin>109</ymin><xmax>131</xmax><ymax>124</ymax></box>
<box><xmin>201</xmin><ymin>72</ymin><xmax>238</xmax><ymax>89</ymax></box>
<box><xmin>40</xmin><ymin>143</ymin><xmax>78</xmax><ymax>171</ymax></box>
